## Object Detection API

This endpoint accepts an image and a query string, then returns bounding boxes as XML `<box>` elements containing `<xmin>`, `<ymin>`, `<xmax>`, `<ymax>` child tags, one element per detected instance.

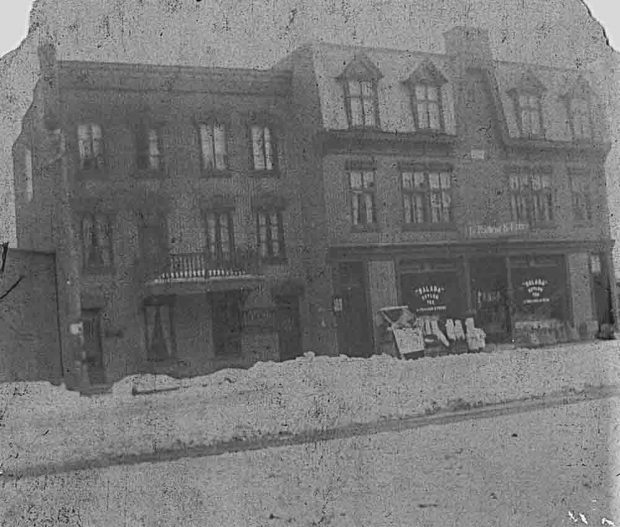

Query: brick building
<box><xmin>276</xmin><ymin>27</ymin><xmax>616</xmax><ymax>356</ymax></box>
<box><xmin>13</xmin><ymin>45</ymin><xmax>307</xmax><ymax>388</ymax></box>
<box><xmin>12</xmin><ymin>27</ymin><xmax>617</xmax><ymax>389</ymax></box>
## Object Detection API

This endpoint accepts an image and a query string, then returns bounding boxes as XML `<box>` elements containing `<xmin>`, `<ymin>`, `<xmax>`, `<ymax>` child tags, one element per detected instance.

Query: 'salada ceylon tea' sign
<box><xmin>466</xmin><ymin>222</ymin><xmax>530</xmax><ymax>238</ymax></box>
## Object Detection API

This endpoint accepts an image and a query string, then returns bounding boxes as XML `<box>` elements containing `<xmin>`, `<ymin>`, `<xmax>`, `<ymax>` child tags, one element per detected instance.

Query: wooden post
<box><xmin>505</xmin><ymin>255</ymin><xmax>514</xmax><ymax>342</ymax></box>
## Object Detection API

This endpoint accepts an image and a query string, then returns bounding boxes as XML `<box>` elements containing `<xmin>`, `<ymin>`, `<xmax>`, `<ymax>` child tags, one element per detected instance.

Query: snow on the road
<box><xmin>1</xmin><ymin>340</ymin><xmax>620</xmax><ymax>473</ymax></box>
<box><xmin>2</xmin><ymin>397</ymin><xmax>619</xmax><ymax>526</ymax></box>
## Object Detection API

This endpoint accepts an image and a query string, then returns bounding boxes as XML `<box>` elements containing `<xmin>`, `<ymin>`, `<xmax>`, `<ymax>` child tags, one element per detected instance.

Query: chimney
<box><xmin>443</xmin><ymin>26</ymin><xmax>493</xmax><ymax>64</ymax></box>
<box><xmin>37</xmin><ymin>40</ymin><xmax>60</xmax><ymax>131</ymax></box>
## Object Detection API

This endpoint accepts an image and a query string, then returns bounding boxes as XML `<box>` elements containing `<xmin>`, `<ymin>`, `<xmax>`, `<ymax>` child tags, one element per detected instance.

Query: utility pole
<box><xmin>55</xmin><ymin>128</ymin><xmax>88</xmax><ymax>391</ymax></box>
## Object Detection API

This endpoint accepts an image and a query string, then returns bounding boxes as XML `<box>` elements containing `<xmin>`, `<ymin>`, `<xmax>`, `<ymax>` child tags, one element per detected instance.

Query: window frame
<box><xmin>347</xmin><ymin>162</ymin><xmax>378</xmax><ymax>230</ymax></box>
<box><xmin>256</xmin><ymin>208</ymin><xmax>286</xmax><ymax>263</ymax></box>
<box><xmin>342</xmin><ymin>78</ymin><xmax>381</xmax><ymax>130</ymax></box>
<box><xmin>410</xmin><ymin>82</ymin><xmax>445</xmax><ymax>132</ymax></box>
<box><xmin>514</xmin><ymin>91</ymin><xmax>545</xmax><ymax>139</ymax></box>
<box><xmin>569</xmin><ymin>169</ymin><xmax>594</xmax><ymax>223</ymax></box>
<box><xmin>77</xmin><ymin>122</ymin><xmax>105</xmax><ymax>173</ymax></box>
<box><xmin>24</xmin><ymin>146</ymin><xmax>34</xmax><ymax>202</ymax></box>
<box><xmin>249</xmin><ymin>123</ymin><xmax>279</xmax><ymax>176</ymax></box>
<box><xmin>198</xmin><ymin>120</ymin><xmax>229</xmax><ymax>176</ymax></box>
<box><xmin>211</xmin><ymin>292</ymin><xmax>243</xmax><ymax>358</ymax></box>
<box><xmin>508</xmin><ymin>168</ymin><xmax>554</xmax><ymax>227</ymax></box>
<box><xmin>143</xmin><ymin>297</ymin><xmax>176</xmax><ymax>363</ymax></box>
<box><xmin>134</xmin><ymin>122</ymin><xmax>165</xmax><ymax>176</ymax></box>
<box><xmin>400</xmin><ymin>166</ymin><xmax>453</xmax><ymax>229</ymax></box>
<box><xmin>204</xmin><ymin>208</ymin><xmax>235</xmax><ymax>264</ymax></box>
<box><xmin>80</xmin><ymin>211</ymin><xmax>114</xmax><ymax>273</ymax></box>
<box><xmin>568</xmin><ymin>97</ymin><xmax>593</xmax><ymax>141</ymax></box>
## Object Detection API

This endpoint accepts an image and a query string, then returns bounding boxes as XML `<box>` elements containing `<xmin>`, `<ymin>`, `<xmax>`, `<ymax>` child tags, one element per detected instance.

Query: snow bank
<box><xmin>2</xmin><ymin>340</ymin><xmax>620</xmax><ymax>473</ymax></box>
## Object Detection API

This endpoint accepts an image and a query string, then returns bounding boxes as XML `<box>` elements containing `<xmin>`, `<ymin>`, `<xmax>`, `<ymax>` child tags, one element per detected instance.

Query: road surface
<box><xmin>2</xmin><ymin>396</ymin><xmax>619</xmax><ymax>526</ymax></box>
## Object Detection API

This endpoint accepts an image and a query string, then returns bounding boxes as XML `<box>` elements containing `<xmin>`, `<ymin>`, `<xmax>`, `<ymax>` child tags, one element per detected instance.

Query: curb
<box><xmin>4</xmin><ymin>384</ymin><xmax>620</xmax><ymax>480</ymax></box>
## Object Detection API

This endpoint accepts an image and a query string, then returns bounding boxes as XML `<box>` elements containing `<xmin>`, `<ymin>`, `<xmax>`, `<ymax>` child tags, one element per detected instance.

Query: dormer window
<box><xmin>569</xmin><ymin>98</ymin><xmax>592</xmax><ymax>139</ymax></box>
<box><xmin>563</xmin><ymin>76</ymin><xmax>594</xmax><ymax>141</ymax></box>
<box><xmin>517</xmin><ymin>94</ymin><xmax>543</xmax><ymax>137</ymax></box>
<box><xmin>509</xmin><ymin>70</ymin><xmax>546</xmax><ymax>139</ymax></box>
<box><xmin>403</xmin><ymin>61</ymin><xmax>448</xmax><ymax>132</ymax></box>
<box><xmin>338</xmin><ymin>53</ymin><xmax>382</xmax><ymax>129</ymax></box>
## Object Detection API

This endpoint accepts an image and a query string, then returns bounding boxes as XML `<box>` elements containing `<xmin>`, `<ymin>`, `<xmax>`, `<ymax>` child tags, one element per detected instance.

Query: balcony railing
<box><xmin>149</xmin><ymin>248</ymin><xmax>260</xmax><ymax>283</ymax></box>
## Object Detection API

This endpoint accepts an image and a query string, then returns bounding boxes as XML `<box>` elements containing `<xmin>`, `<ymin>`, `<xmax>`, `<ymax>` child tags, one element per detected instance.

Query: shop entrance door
<box><xmin>591</xmin><ymin>253</ymin><xmax>615</xmax><ymax>328</ymax></box>
<box><xmin>337</xmin><ymin>262</ymin><xmax>373</xmax><ymax>358</ymax></box>
<box><xmin>469</xmin><ymin>257</ymin><xmax>511</xmax><ymax>342</ymax></box>
<box><xmin>274</xmin><ymin>295</ymin><xmax>302</xmax><ymax>361</ymax></box>
<box><xmin>82</xmin><ymin>309</ymin><xmax>105</xmax><ymax>385</ymax></box>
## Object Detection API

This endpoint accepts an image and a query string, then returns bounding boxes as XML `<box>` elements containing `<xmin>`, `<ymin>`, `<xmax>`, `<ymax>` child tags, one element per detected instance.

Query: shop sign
<box><xmin>466</xmin><ymin>222</ymin><xmax>529</xmax><ymax>238</ymax></box>
<box><xmin>414</xmin><ymin>285</ymin><xmax>447</xmax><ymax>313</ymax></box>
<box><xmin>521</xmin><ymin>278</ymin><xmax>550</xmax><ymax>305</ymax></box>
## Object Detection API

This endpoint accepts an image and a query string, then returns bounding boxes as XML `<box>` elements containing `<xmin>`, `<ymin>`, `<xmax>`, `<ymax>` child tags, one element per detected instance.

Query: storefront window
<box><xmin>510</xmin><ymin>255</ymin><xmax>566</xmax><ymax>322</ymax></box>
<box><xmin>399</xmin><ymin>260</ymin><xmax>462</xmax><ymax>319</ymax></box>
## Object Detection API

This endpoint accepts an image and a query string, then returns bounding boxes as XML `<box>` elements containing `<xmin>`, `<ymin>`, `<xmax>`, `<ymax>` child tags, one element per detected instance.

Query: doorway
<box><xmin>336</xmin><ymin>262</ymin><xmax>373</xmax><ymax>358</ymax></box>
<box><xmin>82</xmin><ymin>309</ymin><xmax>105</xmax><ymax>384</ymax></box>
<box><xmin>274</xmin><ymin>295</ymin><xmax>302</xmax><ymax>361</ymax></box>
<box><xmin>469</xmin><ymin>257</ymin><xmax>511</xmax><ymax>342</ymax></box>
<box><xmin>591</xmin><ymin>253</ymin><xmax>615</xmax><ymax>328</ymax></box>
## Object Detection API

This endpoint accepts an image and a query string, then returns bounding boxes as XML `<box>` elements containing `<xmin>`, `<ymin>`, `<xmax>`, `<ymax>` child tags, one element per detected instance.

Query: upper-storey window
<box><xmin>508</xmin><ymin>168</ymin><xmax>553</xmax><ymax>225</ymax></box>
<box><xmin>509</xmin><ymin>71</ymin><xmax>546</xmax><ymax>139</ymax></box>
<box><xmin>24</xmin><ymin>147</ymin><xmax>33</xmax><ymax>202</ymax></box>
<box><xmin>345</xmin><ymin>80</ymin><xmax>379</xmax><ymax>128</ymax></box>
<box><xmin>257</xmin><ymin>209</ymin><xmax>286</xmax><ymax>262</ymax></box>
<box><xmin>199</xmin><ymin>122</ymin><xmax>228</xmax><ymax>173</ymax></box>
<box><xmin>403</xmin><ymin>61</ymin><xmax>448</xmax><ymax>132</ymax></box>
<box><xmin>347</xmin><ymin>161</ymin><xmax>377</xmax><ymax>227</ymax></box>
<box><xmin>338</xmin><ymin>53</ymin><xmax>383</xmax><ymax>129</ymax></box>
<box><xmin>401</xmin><ymin>167</ymin><xmax>452</xmax><ymax>225</ymax></box>
<box><xmin>570</xmin><ymin>169</ymin><xmax>593</xmax><ymax>222</ymax></box>
<box><xmin>563</xmin><ymin>76</ymin><xmax>595</xmax><ymax>141</ymax></box>
<box><xmin>205</xmin><ymin>209</ymin><xmax>235</xmax><ymax>263</ymax></box>
<box><xmin>517</xmin><ymin>94</ymin><xmax>543</xmax><ymax>137</ymax></box>
<box><xmin>77</xmin><ymin>123</ymin><xmax>104</xmax><ymax>170</ymax></box>
<box><xmin>569</xmin><ymin>98</ymin><xmax>592</xmax><ymax>140</ymax></box>
<box><xmin>136</xmin><ymin>125</ymin><xmax>163</xmax><ymax>171</ymax></box>
<box><xmin>251</xmin><ymin>124</ymin><xmax>277</xmax><ymax>172</ymax></box>
<box><xmin>81</xmin><ymin>212</ymin><xmax>113</xmax><ymax>271</ymax></box>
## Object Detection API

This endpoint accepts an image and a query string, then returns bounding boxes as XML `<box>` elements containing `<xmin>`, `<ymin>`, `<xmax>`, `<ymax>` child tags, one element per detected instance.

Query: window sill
<box><xmin>402</xmin><ymin>222</ymin><xmax>456</xmax><ymax>232</ymax></box>
<box><xmin>77</xmin><ymin>168</ymin><xmax>107</xmax><ymax>180</ymax></box>
<box><xmin>260</xmin><ymin>256</ymin><xmax>288</xmax><ymax>266</ymax></box>
<box><xmin>573</xmin><ymin>220</ymin><xmax>595</xmax><ymax>228</ymax></box>
<box><xmin>351</xmin><ymin>224</ymin><xmax>380</xmax><ymax>233</ymax></box>
<box><xmin>250</xmin><ymin>169</ymin><xmax>280</xmax><ymax>178</ymax></box>
<box><xmin>200</xmin><ymin>168</ymin><xmax>232</xmax><ymax>178</ymax></box>
<box><xmin>132</xmin><ymin>168</ymin><xmax>167</xmax><ymax>179</ymax></box>
<box><xmin>83</xmin><ymin>265</ymin><xmax>115</xmax><ymax>275</ymax></box>
<box><xmin>347</xmin><ymin>125</ymin><xmax>382</xmax><ymax>132</ymax></box>
<box><xmin>529</xmin><ymin>221</ymin><xmax>557</xmax><ymax>230</ymax></box>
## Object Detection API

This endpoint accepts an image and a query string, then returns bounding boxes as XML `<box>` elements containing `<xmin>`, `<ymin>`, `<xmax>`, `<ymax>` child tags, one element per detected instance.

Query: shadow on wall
<box><xmin>0</xmin><ymin>248</ymin><xmax>62</xmax><ymax>383</ymax></box>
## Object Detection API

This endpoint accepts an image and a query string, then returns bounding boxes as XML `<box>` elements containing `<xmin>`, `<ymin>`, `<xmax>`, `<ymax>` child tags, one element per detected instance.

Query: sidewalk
<box><xmin>1</xmin><ymin>339</ymin><xmax>620</xmax><ymax>480</ymax></box>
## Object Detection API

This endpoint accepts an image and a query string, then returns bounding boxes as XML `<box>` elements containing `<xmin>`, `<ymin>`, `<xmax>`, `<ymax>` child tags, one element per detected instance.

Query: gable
<box><xmin>403</xmin><ymin>60</ymin><xmax>448</xmax><ymax>86</ymax></box>
<box><xmin>337</xmin><ymin>52</ymin><xmax>383</xmax><ymax>81</ymax></box>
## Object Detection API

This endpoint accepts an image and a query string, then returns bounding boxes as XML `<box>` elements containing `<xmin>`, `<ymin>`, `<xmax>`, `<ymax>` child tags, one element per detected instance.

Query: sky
<box><xmin>0</xmin><ymin>1</ymin><xmax>618</xmax><ymax>58</ymax></box>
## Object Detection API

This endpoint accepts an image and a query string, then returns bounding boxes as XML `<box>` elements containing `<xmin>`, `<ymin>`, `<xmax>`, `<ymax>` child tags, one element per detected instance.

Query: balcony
<box><xmin>144</xmin><ymin>248</ymin><xmax>264</xmax><ymax>296</ymax></box>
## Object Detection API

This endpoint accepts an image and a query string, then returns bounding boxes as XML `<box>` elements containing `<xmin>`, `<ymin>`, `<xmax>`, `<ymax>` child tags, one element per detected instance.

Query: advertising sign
<box><xmin>466</xmin><ymin>222</ymin><xmax>529</xmax><ymax>239</ymax></box>
<box><xmin>413</xmin><ymin>284</ymin><xmax>447</xmax><ymax>314</ymax></box>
